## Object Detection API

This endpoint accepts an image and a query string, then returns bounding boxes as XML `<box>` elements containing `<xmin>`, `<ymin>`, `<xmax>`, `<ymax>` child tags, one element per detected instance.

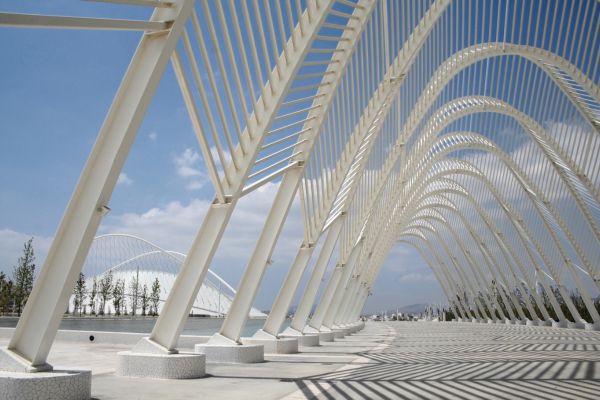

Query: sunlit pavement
<box><xmin>2</xmin><ymin>321</ymin><xmax>600</xmax><ymax>399</ymax></box>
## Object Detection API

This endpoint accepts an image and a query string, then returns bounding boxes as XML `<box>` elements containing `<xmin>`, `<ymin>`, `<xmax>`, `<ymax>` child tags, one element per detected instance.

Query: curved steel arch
<box><xmin>375</xmin><ymin>131</ymin><xmax>600</xmax><ymax>289</ymax></box>
<box><xmin>406</xmin><ymin>209</ymin><xmax>520</xmax><ymax>321</ymax></box>
<box><xmin>403</xmin><ymin>181</ymin><xmax>586</xmax><ymax>322</ymax></box>
<box><xmin>5</xmin><ymin>0</ymin><xmax>600</xmax><ymax>374</ymax></box>
<box><xmin>352</xmin><ymin>132</ymin><xmax>599</xmax><ymax>326</ymax></box>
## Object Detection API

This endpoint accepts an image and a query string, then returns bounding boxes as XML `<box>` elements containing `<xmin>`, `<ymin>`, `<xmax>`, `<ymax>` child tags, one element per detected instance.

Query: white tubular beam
<box><xmin>0</xmin><ymin>12</ymin><xmax>171</xmax><ymax>31</ymax></box>
<box><xmin>321</xmin><ymin>238</ymin><xmax>363</xmax><ymax>329</ymax></box>
<box><xmin>4</xmin><ymin>0</ymin><xmax>194</xmax><ymax>369</ymax></box>
<box><xmin>260</xmin><ymin>244</ymin><xmax>315</xmax><ymax>337</ymax></box>
<box><xmin>290</xmin><ymin>214</ymin><xmax>345</xmax><ymax>333</ymax></box>
<box><xmin>340</xmin><ymin>277</ymin><xmax>367</xmax><ymax>325</ymax></box>
<box><xmin>348</xmin><ymin>284</ymin><xmax>369</xmax><ymax>323</ymax></box>
<box><xmin>217</xmin><ymin>167</ymin><xmax>303</xmax><ymax>343</ymax></box>
<box><xmin>150</xmin><ymin>0</ymin><xmax>335</xmax><ymax>351</ymax></box>
<box><xmin>333</xmin><ymin>275</ymin><xmax>360</xmax><ymax>325</ymax></box>
<box><xmin>213</xmin><ymin>0</ymin><xmax>377</xmax><ymax>343</ymax></box>
<box><xmin>307</xmin><ymin>264</ymin><xmax>343</xmax><ymax>330</ymax></box>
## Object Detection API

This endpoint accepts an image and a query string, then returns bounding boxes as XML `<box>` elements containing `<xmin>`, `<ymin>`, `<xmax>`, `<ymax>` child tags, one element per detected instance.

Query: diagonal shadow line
<box><xmin>552</xmin><ymin>380</ymin><xmax>600</xmax><ymax>397</ymax></box>
<box><xmin>459</xmin><ymin>379</ymin><xmax>517</xmax><ymax>400</ymax></box>
<box><xmin>323</xmin><ymin>381</ymin><xmax>353</xmax><ymax>400</ymax></box>
<box><xmin>520</xmin><ymin>379</ymin><xmax>596</xmax><ymax>400</ymax></box>
<box><xmin>415</xmin><ymin>380</ymin><xmax>474</xmax><ymax>400</ymax></box>
<box><xmin>490</xmin><ymin>380</ymin><xmax>559</xmax><ymax>400</ymax></box>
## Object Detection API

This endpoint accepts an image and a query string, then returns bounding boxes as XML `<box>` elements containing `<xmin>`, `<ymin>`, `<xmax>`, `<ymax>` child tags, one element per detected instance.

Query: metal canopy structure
<box><xmin>1</xmin><ymin>0</ymin><xmax>600</xmax><ymax>372</ymax></box>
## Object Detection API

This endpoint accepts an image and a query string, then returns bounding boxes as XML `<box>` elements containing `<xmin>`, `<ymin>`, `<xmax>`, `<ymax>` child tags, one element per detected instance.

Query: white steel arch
<box><xmin>2</xmin><ymin>0</ymin><xmax>600</xmax><ymax>377</ymax></box>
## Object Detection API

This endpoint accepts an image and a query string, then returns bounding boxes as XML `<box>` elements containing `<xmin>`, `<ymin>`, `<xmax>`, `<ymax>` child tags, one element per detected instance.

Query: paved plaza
<box><xmin>3</xmin><ymin>321</ymin><xmax>599</xmax><ymax>399</ymax></box>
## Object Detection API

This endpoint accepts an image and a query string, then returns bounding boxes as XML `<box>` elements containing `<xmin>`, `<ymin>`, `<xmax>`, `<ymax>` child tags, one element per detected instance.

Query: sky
<box><xmin>0</xmin><ymin>1</ymin><xmax>444</xmax><ymax>315</ymax></box>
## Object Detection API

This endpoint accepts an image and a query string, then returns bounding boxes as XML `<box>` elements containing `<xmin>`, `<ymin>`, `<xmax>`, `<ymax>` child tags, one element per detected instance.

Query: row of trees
<box><xmin>449</xmin><ymin>283</ymin><xmax>600</xmax><ymax>322</ymax></box>
<box><xmin>0</xmin><ymin>238</ymin><xmax>36</xmax><ymax>315</ymax></box>
<box><xmin>71</xmin><ymin>271</ymin><xmax>162</xmax><ymax>317</ymax></box>
<box><xmin>0</xmin><ymin>238</ymin><xmax>164</xmax><ymax>317</ymax></box>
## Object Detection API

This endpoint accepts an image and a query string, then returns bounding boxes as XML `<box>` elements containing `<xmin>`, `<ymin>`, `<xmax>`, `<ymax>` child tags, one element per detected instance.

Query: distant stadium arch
<box><xmin>78</xmin><ymin>234</ymin><xmax>266</xmax><ymax>318</ymax></box>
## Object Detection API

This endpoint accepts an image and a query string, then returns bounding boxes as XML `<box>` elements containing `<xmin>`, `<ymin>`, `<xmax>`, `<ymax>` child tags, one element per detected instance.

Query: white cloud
<box><xmin>99</xmin><ymin>182</ymin><xmax>303</xmax><ymax>264</ymax></box>
<box><xmin>397</xmin><ymin>271</ymin><xmax>436</xmax><ymax>283</ymax></box>
<box><xmin>174</xmin><ymin>148</ymin><xmax>207</xmax><ymax>190</ymax></box>
<box><xmin>186</xmin><ymin>180</ymin><xmax>204</xmax><ymax>191</ymax></box>
<box><xmin>0</xmin><ymin>229</ymin><xmax>53</xmax><ymax>277</ymax></box>
<box><xmin>174</xmin><ymin>148</ymin><xmax>202</xmax><ymax>178</ymax></box>
<box><xmin>117</xmin><ymin>172</ymin><xmax>133</xmax><ymax>186</ymax></box>
<box><xmin>148</xmin><ymin>132</ymin><xmax>158</xmax><ymax>141</ymax></box>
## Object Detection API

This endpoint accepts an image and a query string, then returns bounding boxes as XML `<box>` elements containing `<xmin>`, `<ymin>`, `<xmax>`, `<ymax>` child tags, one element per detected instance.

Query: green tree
<box><xmin>112</xmin><ymin>279</ymin><xmax>124</xmax><ymax>316</ymax></box>
<box><xmin>0</xmin><ymin>272</ymin><xmax>13</xmax><ymax>314</ymax></box>
<box><xmin>89</xmin><ymin>277</ymin><xmax>98</xmax><ymax>315</ymax></box>
<box><xmin>13</xmin><ymin>238</ymin><xmax>36</xmax><ymax>315</ymax></box>
<box><xmin>129</xmin><ymin>275</ymin><xmax>140</xmax><ymax>316</ymax></box>
<box><xmin>99</xmin><ymin>271</ymin><xmax>113</xmax><ymax>315</ymax></box>
<box><xmin>73</xmin><ymin>272</ymin><xmax>87</xmax><ymax>316</ymax></box>
<box><xmin>140</xmin><ymin>284</ymin><xmax>149</xmax><ymax>316</ymax></box>
<box><xmin>150</xmin><ymin>277</ymin><xmax>160</xmax><ymax>316</ymax></box>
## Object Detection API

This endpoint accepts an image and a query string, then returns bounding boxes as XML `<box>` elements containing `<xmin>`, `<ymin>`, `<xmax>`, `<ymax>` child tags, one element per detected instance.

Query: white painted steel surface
<box><xmin>2</xmin><ymin>0</ymin><xmax>600</xmax><ymax>377</ymax></box>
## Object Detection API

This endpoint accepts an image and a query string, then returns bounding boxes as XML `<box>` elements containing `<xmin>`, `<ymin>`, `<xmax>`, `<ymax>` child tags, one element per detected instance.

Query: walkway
<box><xmin>301</xmin><ymin>322</ymin><xmax>600</xmax><ymax>399</ymax></box>
<box><xmin>4</xmin><ymin>321</ymin><xmax>600</xmax><ymax>399</ymax></box>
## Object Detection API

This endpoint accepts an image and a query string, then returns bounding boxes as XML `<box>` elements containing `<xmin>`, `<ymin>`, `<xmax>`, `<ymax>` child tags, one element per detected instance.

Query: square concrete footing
<box><xmin>487</xmin><ymin>319</ymin><xmax>495</xmax><ymax>324</ymax></box>
<box><xmin>585</xmin><ymin>322</ymin><xmax>600</xmax><ymax>331</ymax></box>
<box><xmin>526</xmin><ymin>320</ymin><xmax>539</xmax><ymax>326</ymax></box>
<box><xmin>567</xmin><ymin>321</ymin><xmax>585</xmax><ymax>329</ymax></box>
<box><xmin>332</xmin><ymin>329</ymin><xmax>346</xmax><ymax>339</ymax></box>
<box><xmin>552</xmin><ymin>320</ymin><xmax>568</xmax><ymax>328</ymax></box>
<box><xmin>538</xmin><ymin>320</ymin><xmax>552</xmax><ymax>327</ymax></box>
<box><xmin>117</xmin><ymin>351</ymin><xmax>205</xmax><ymax>379</ymax></box>
<box><xmin>241</xmin><ymin>337</ymin><xmax>298</xmax><ymax>354</ymax></box>
<box><xmin>194</xmin><ymin>343</ymin><xmax>264</xmax><ymax>363</ymax></box>
<box><xmin>0</xmin><ymin>369</ymin><xmax>91</xmax><ymax>400</ymax></box>
<box><xmin>280</xmin><ymin>333</ymin><xmax>319</xmax><ymax>347</ymax></box>
<box><xmin>318</xmin><ymin>331</ymin><xmax>335</xmax><ymax>342</ymax></box>
<box><xmin>505</xmin><ymin>319</ymin><xmax>515</xmax><ymax>325</ymax></box>
<box><xmin>515</xmin><ymin>320</ymin><xmax>526</xmax><ymax>325</ymax></box>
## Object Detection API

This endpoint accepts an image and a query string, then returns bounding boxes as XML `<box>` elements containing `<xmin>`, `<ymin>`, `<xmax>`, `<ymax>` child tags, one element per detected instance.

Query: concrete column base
<box><xmin>471</xmin><ymin>318</ymin><xmax>481</xmax><ymax>323</ymax></box>
<box><xmin>567</xmin><ymin>321</ymin><xmax>585</xmax><ymax>330</ymax></box>
<box><xmin>505</xmin><ymin>319</ymin><xmax>515</xmax><ymax>325</ymax></box>
<box><xmin>332</xmin><ymin>328</ymin><xmax>346</xmax><ymax>339</ymax></box>
<box><xmin>585</xmin><ymin>322</ymin><xmax>600</xmax><ymax>331</ymax></box>
<box><xmin>318</xmin><ymin>331</ymin><xmax>335</xmax><ymax>342</ymax></box>
<box><xmin>279</xmin><ymin>326</ymin><xmax>320</xmax><ymax>347</ymax></box>
<box><xmin>281</xmin><ymin>333</ymin><xmax>319</xmax><ymax>347</ymax></box>
<box><xmin>0</xmin><ymin>346</ymin><xmax>92</xmax><ymax>400</ymax></box>
<box><xmin>552</xmin><ymin>320</ymin><xmax>568</xmax><ymax>328</ymax></box>
<box><xmin>487</xmin><ymin>319</ymin><xmax>495</xmax><ymax>324</ymax></box>
<box><xmin>240</xmin><ymin>337</ymin><xmax>298</xmax><ymax>354</ymax></box>
<box><xmin>117</xmin><ymin>351</ymin><xmax>205</xmax><ymax>379</ymax></box>
<box><xmin>515</xmin><ymin>320</ymin><xmax>526</xmax><ymax>325</ymax></box>
<box><xmin>526</xmin><ymin>320</ymin><xmax>539</xmax><ymax>326</ymax></box>
<box><xmin>0</xmin><ymin>369</ymin><xmax>91</xmax><ymax>400</ymax></box>
<box><xmin>538</xmin><ymin>320</ymin><xmax>552</xmax><ymax>327</ymax></box>
<box><xmin>195</xmin><ymin>336</ymin><xmax>264</xmax><ymax>364</ymax></box>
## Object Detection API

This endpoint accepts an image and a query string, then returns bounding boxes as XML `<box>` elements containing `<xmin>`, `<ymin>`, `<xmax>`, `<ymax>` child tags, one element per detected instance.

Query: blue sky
<box><xmin>0</xmin><ymin>1</ymin><xmax>443</xmax><ymax>314</ymax></box>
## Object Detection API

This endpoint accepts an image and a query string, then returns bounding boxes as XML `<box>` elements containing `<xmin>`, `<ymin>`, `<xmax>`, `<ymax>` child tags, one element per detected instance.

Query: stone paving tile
<box><xmin>292</xmin><ymin>321</ymin><xmax>600</xmax><ymax>400</ymax></box>
<box><xmin>3</xmin><ymin>321</ymin><xmax>599</xmax><ymax>399</ymax></box>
